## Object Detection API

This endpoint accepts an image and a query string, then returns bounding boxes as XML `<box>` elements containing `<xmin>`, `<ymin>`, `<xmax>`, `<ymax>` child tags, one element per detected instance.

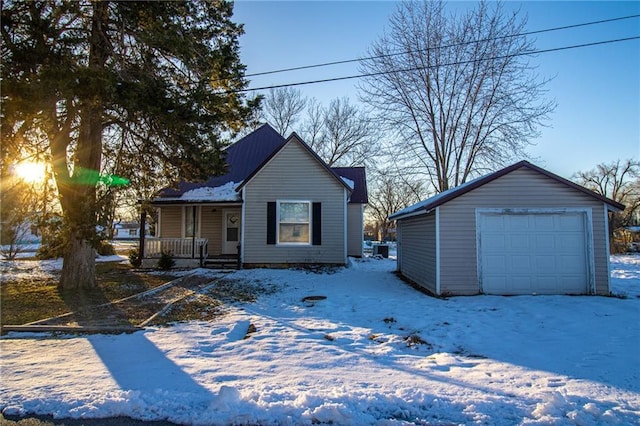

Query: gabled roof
<box><xmin>153</xmin><ymin>124</ymin><xmax>367</xmax><ymax>204</ymax></box>
<box><xmin>389</xmin><ymin>160</ymin><xmax>625</xmax><ymax>221</ymax></box>
<box><xmin>236</xmin><ymin>132</ymin><xmax>353</xmax><ymax>194</ymax></box>
<box><xmin>332</xmin><ymin>167</ymin><xmax>368</xmax><ymax>203</ymax></box>
<box><xmin>158</xmin><ymin>124</ymin><xmax>286</xmax><ymax>198</ymax></box>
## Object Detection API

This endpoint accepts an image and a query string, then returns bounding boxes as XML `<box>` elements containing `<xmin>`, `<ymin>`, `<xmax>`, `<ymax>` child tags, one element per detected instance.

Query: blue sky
<box><xmin>233</xmin><ymin>1</ymin><xmax>639</xmax><ymax>179</ymax></box>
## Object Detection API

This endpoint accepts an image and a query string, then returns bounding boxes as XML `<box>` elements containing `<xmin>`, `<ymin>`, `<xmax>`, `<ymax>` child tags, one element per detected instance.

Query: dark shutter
<box><xmin>267</xmin><ymin>202</ymin><xmax>276</xmax><ymax>245</ymax></box>
<box><xmin>312</xmin><ymin>202</ymin><xmax>322</xmax><ymax>246</ymax></box>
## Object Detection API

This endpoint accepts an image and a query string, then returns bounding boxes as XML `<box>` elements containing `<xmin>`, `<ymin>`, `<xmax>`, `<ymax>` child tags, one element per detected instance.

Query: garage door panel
<box><xmin>533</xmin><ymin>214</ymin><xmax>555</xmax><ymax>230</ymax></box>
<box><xmin>534</xmin><ymin>234</ymin><xmax>556</xmax><ymax>249</ymax></box>
<box><xmin>479</xmin><ymin>211</ymin><xmax>589</xmax><ymax>295</ymax></box>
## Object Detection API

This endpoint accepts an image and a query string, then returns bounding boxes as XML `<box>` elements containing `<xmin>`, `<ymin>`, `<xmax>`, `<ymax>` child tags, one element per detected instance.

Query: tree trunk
<box><xmin>60</xmin><ymin>233</ymin><xmax>96</xmax><ymax>289</ymax></box>
<box><xmin>58</xmin><ymin>1</ymin><xmax>109</xmax><ymax>290</ymax></box>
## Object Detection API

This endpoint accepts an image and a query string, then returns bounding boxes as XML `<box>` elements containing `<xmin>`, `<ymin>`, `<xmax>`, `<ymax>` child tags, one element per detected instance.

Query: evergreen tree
<box><xmin>1</xmin><ymin>0</ymin><xmax>258</xmax><ymax>289</ymax></box>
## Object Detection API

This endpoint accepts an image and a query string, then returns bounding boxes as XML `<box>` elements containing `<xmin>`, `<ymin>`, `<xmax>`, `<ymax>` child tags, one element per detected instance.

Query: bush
<box><xmin>36</xmin><ymin>218</ymin><xmax>65</xmax><ymax>259</ymax></box>
<box><xmin>157</xmin><ymin>250</ymin><xmax>175</xmax><ymax>270</ymax></box>
<box><xmin>96</xmin><ymin>240</ymin><xmax>115</xmax><ymax>256</ymax></box>
<box><xmin>129</xmin><ymin>248</ymin><xmax>142</xmax><ymax>268</ymax></box>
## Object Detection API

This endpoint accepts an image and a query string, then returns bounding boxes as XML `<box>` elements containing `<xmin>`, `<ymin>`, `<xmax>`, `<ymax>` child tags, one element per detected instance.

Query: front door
<box><xmin>222</xmin><ymin>210</ymin><xmax>241</xmax><ymax>254</ymax></box>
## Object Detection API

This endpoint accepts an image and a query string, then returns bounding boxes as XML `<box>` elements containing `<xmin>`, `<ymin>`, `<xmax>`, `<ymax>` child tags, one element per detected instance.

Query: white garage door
<box><xmin>478</xmin><ymin>211</ymin><xmax>590</xmax><ymax>295</ymax></box>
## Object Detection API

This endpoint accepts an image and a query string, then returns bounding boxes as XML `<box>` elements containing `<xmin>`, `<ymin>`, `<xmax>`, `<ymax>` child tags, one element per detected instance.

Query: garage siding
<box><xmin>438</xmin><ymin>168</ymin><xmax>609</xmax><ymax>295</ymax></box>
<box><xmin>398</xmin><ymin>212</ymin><xmax>437</xmax><ymax>294</ymax></box>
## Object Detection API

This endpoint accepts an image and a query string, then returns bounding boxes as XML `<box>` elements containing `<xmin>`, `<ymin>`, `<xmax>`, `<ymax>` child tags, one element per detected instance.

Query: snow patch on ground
<box><xmin>1</xmin><ymin>255</ymin><xmax>639</xmax><ymax>425</ymax></box>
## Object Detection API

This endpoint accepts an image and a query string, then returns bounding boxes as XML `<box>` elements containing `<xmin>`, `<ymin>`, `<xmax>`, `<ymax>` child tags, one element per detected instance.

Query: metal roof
<box><xmin>155</xmin><ymin>124</ymin><xmax>368</xmax><ymax>204</ymax></box>
<box><xmin>389</xmin><ymin>160</ymin><xmax>625</xmax><ymax>221</ymax></box>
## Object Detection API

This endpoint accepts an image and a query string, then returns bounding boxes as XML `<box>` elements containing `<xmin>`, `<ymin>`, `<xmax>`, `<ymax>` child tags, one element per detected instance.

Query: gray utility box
<box><xmin>373</xmin><ymin>244</ymin><xmax>389</xmax><ymax>258</ymax></box>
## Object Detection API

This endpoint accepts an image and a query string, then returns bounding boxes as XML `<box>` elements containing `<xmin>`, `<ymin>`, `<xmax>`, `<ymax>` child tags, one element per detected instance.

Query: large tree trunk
<box><xmin>59</xmin><ymin>1</ymin><xmax>109</xmax><ymax>290</ymax></box>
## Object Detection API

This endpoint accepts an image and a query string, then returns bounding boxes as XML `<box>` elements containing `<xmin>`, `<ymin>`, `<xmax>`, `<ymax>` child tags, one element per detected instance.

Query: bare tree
<box><xmin>301</xmin><ymin>97</ymin><xmax>380</xmax><ymax>167</ymax></box>
<box><xmin>315</xmin><ymin>98</ymin><xmax>379</xmax><ymax>167</ymax></box>
<box><xmin>263</xmin><ymin>87</ymin><xmax>307</xmax><ymax>135</ymax></box>
<box><xmin>367</xmin><ymin>168</ymin><xmax>425</xmax><ymax>241</ymax></box>
<box><xmin>573</xmin><ymin>159</ymin><xmax>640</xmax><ymax>248</ymax></box>
<box><xmin>358</xmin><ymin>0</ymin><xmax>554</xmax><ymax>193</ymax></box>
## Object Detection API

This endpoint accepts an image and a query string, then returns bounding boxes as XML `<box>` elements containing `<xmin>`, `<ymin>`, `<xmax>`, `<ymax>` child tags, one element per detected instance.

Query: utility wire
<box><xmin>227</xmin><ymin>35</ymin><xmax>640</xmax><ymax>94</ymax></box>
<box><xmin>242</xmin><ymin>14</ymin><xmax>640</xmax><ymax>79</ymax></box>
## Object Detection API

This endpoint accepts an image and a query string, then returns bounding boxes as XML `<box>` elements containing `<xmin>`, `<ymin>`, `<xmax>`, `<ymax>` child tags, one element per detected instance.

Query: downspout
<box><xmin>344</xmin><ymin>189</ymin><xmax>348</xmax><ymax>265</ymax></box>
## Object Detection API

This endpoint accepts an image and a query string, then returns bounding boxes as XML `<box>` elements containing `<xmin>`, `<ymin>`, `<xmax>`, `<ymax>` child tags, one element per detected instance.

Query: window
<box><xmin>278</xmin><ymin>201</ymin><xmax>310</xmax><ymax>244</ymax></box>
<box><xmin>184</xmin><ymin>206</ymin><xmax>198</xmax><ymax>237</ymax></box>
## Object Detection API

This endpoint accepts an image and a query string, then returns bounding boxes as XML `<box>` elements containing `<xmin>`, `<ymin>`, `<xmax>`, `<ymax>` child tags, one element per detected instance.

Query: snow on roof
<box><xmin>341</xmin><ymin>176</ymin><xmax>355</xmax><ymax>190</ymax></box>
<box><xmin>389</xmin><ymin>174</ymin><xmax>484</xmax><ymax>219</ymax></box>
<box><xmin>180</xmin><ymin>181</ymin><xmax>240</xmax><ymax>201</ymax></box>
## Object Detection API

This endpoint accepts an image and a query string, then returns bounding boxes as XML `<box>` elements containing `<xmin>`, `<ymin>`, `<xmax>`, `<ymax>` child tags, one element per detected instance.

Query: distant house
<box><xmin>141</xmin><ymin>124</ymin><xmax>368</xmax><ymax>268</ymax></box>
<box><xmin>112</xmin><ymin>221</ymin><xmax>148</xmax><ymax>240</ymax></box>
<box><xmin>389</xmin><ymin>161</ymin><xmax>625</xmax><ymax>296</ymax></box>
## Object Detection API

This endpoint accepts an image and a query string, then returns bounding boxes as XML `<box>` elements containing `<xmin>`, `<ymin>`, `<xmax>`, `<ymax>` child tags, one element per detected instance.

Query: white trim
<box><xmin>390</xmin><ymin>208</ymin><xmax>431</xmax><ymax>222</ymax></box>
<box><xmin>396</xmin><ymin>221</ymin><xmax>401</xmax><ymax>272</ymax></box>
<box><xmin>182</xmin><ymin>205</ymin><xmax>201</xmax><ymax>238</ymax></box>
<box><xmin>475</xmin><ymin>207</ymin><xmax>595</xmax><ymax>295</ymax></box>
<box><xmin>156</xmin><ymin>208</ymin><xmax>162</xmax><ymax>237</ymax></box>
<box><xmin>359</xmin><ymin>203</ymin><xmax>365</xmax><ymax>257</ymax></box>
<box><xmin>604</xmin><ymin>203</ymin><xmax>612</xmax><ymax>294</ymax></box>
<box><xmin>240</xmin><ymin>188</ymin><xmax>246</xmax><ymax>261</ymax></box>
<box><xmin>435</xmin><ymin>206</ymin><xmax>441</xmax><ymax>295</ymax></box>
<box><xmin>221</xmin><ymin>208</ymin><xmax>242</xmax><ymax>255</ymax></box>
<box><xmin>276</xmin><ymin>200</ymin><xmax>312</xmax><ymax>246</ymax></box>
<box><xmin>344</xmin><ymin>189</ymin><xmax>348</xmax><ymax>264</ymax></box>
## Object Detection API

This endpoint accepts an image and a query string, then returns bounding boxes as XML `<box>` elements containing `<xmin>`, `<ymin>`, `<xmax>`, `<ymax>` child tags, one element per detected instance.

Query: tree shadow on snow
<box><xmin>87</xmin><ymin>332</ymin><xmax>215</xmax><ymax>415</ymax></box>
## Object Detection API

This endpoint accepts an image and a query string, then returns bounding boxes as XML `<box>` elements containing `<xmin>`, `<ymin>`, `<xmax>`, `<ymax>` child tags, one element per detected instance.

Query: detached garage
<box><xmin>389</xmin><ymin>161</ymin><xmax>625</xmax><ymax>296</ymax></box>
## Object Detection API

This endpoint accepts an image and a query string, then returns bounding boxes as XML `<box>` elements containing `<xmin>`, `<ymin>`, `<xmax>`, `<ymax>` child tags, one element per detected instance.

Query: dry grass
<box><xmin>1</xmin><ymin>262</ymin><xmax>173</xmax><ymax>326</ymax></box>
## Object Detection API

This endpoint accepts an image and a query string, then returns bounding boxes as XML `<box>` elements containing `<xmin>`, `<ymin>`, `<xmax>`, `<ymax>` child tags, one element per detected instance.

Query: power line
<box><xmin>228</xmin><ymin>35</ymin><xmax>640</xmax><ymax>94</ymax></box>
<box><xmin>242</xmin><ymin>14</ymin><xmax>640</xmax><ymax>79</ymax></box>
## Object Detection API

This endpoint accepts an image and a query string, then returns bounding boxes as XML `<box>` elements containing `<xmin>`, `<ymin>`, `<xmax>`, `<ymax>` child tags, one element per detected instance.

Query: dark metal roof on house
<box><xmin>154</xmin><ymin>124</ymin><xmax>368</xmax><ymax>204</ymax></box>
<box><xmin>158</xmin><ymin>124</ymin><xmax>286</xmax><ymax>198</ymax></box>
<box><xmin>235</xmin><ymin>132</ymin><xmax>354</xmax><ymax>196</ymax></box>
<box><xmin>389</xmin><ymin>160</ymin><xmax>625</xmax><ymax>221</ymax></box>
<box><xmin>332</xmin><ymin>167</ymin><xmax>368</xmax><ymax>204</ymax></box>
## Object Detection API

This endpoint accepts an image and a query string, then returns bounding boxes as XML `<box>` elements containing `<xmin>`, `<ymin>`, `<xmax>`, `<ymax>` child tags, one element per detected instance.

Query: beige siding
<box><xmin>437</xmin><ymin>168</ymin><xmax>609</xmax><ymax>295</ymax></box>
<box><xmin>159</xmin><ymin>206</ymin><xmax>182</xmax><ymax>238</ymax></box>
<box><xmin>398</xmin><ymin>212</ymin><xmax>437</xmax><ymax>294</ymax></box>
<box><xmin>347</xmin><ymin>204</ymin><xmax>364</xmax><ymax>257</ymax></box>
<box><xmin>200</xmin><ymin>208</ymin><xmax>223</xmax><ymax>255</ymax></box>
<box><xmin>243</xmin><ymin>138</ymin><xmax>346</xmax><ymax>265</ymax></box>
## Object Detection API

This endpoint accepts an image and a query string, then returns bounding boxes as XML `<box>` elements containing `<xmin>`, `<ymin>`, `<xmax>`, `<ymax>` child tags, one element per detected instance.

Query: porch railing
<box><xmin>144</xmin><ymin>237</ymin><xmax>208</xmax><ymax>259</ymax></box>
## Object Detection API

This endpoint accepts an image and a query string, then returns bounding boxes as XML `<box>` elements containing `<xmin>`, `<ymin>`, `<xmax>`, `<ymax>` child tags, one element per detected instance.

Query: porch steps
<box><xmin>203</xmin><ymin>256</ymin><xmax>241</xmax><ymax>270</ymax></box>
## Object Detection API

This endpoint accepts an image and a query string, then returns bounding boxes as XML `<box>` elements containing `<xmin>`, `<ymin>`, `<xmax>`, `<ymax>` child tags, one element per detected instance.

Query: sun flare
<box><xmin>14</xmin><ymin>161</ymin><xmax>46</xmax><ymax>184</ymax></box>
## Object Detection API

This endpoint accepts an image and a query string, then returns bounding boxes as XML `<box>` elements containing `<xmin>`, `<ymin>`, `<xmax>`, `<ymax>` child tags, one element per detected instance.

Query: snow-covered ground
<box><xmin>1</xmin><ymin>255</ymin><xmax>639</xmax><ymax>425</ymax></box>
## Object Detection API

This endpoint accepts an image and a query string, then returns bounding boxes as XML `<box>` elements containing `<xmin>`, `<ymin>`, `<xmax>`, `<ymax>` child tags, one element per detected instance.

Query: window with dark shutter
<box><xmin>267</xmin><ymin>202</ymin><xmax>276</xmax><ymax>245</ymax></box>
<box><xmin>312</xmin><ymin>202</ymin><xmax>322</xmax><ymax>246</ymax></box>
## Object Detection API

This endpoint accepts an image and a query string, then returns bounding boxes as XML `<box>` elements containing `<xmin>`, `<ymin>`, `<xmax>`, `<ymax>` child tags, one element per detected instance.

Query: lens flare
<box><xmin>14</xmin><ymin>161</ymin><xmax>46</xmax><ymax>183</ymax></box>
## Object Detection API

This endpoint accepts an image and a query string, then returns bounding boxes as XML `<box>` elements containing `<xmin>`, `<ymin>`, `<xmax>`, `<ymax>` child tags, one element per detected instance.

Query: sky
<box><xmin>232</xmin><ymin>1</ymin><xmax>640</xmax><ymax>180</ymax></box>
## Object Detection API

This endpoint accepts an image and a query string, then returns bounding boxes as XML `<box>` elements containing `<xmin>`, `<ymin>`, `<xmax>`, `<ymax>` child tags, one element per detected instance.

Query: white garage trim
<box><xmin>475</xmin><ymin>208</ymin><xmax>596</xmax><ymax>295</ymax></box>
<box><xmin>435</xmin><ymin>207</ymin><xmax>441</xmax><ymax>295</ymax></box>
<box><xmin>603</xmin><ymin>203</ymin><xmax>612</xmax><ymax>293</ymax></box>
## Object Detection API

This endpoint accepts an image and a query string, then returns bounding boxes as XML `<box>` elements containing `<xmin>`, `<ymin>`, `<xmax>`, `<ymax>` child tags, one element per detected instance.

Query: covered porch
<box><xmin>140</xmin><ymin>202</ymin><xmax>243</xmax><ymax>268</ymax></box>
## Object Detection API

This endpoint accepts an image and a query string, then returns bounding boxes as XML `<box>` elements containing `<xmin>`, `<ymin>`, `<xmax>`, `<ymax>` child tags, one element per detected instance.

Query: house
<box><xmin>112</xmin><ymin>221</ymin><xmax>148</xmax><ymax>240</ymax></box>
<box><xmin>141</xmin><ymin>124</ymin><xmax>368</xmax><ymax>268</ymax></box>
<box><xmin>389</xmin><ymin>161</ymin><xmax>625</xmax><ymax>296</ymax></box>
